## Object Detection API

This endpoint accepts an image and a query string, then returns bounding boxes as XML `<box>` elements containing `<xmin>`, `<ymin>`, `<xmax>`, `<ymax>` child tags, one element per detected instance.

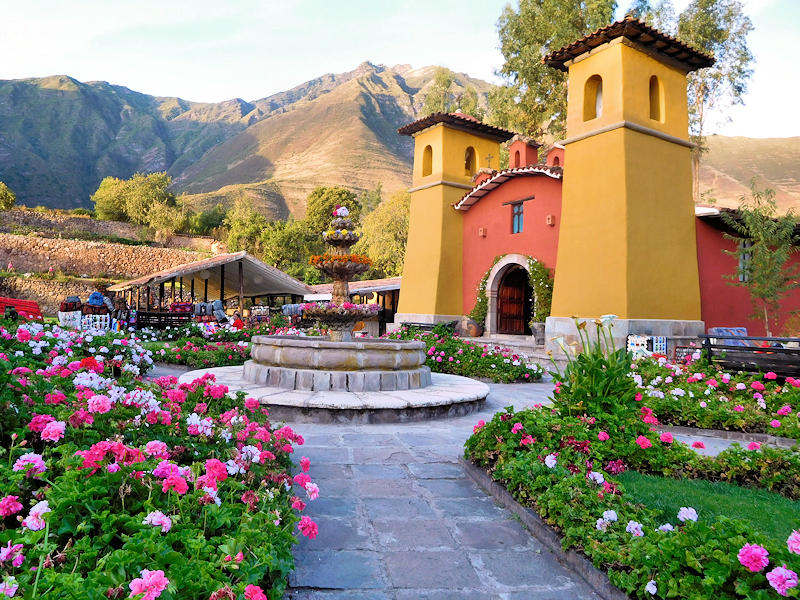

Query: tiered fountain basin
<box><xmin>244</xmin><ymin>335</ymin><xmax>431</xmax><ymax>392</ymax></box>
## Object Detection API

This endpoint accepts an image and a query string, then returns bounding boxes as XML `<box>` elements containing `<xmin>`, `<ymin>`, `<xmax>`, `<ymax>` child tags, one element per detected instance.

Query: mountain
<box><xmin>699</xmin><ymin>136</ymin><xmax>800</xmax><ymax>213</ymax></box>
<box><xmin>0</xmin><ymin>67</ymin><xmax>797</xmax><ymax>218</ymax></box>
<box><xmin>0</xmin><ymin>64</ymin><xmax>492</xmax><ymax>218</ymax></box>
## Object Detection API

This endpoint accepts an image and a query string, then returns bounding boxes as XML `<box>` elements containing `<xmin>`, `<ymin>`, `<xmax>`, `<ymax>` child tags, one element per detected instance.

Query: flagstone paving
<box><xmin>280</xmin><ymin>381</ymin><xmax>604</xmax><ymax>600</ymax></box>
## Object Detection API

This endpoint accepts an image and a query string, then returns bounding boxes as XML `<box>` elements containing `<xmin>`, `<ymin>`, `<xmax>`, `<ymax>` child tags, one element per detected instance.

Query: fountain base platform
<box><xmin>177</xmin><ymin>366</ymin><xmax>489</xmax><ymax>424</ymax></box>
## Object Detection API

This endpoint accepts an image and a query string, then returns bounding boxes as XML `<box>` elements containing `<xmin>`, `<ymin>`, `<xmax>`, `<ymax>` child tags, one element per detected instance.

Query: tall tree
<box><xmin>304</xmin><ymin>186</ymin><xmax>361</xmax><ymax>235</ymax></box>
<box><xmin>721</xmin><ymin>182</ymin><xmax>800</xmax><ymax>336</ymax></box>
<box><xmin>353</xmin><ymin>191</ymin><xmax>411</xmax><ymax>278</ymax></box>
<box><xmin>224</xmin><ymin>198</ymin><xmax>269</xmax><ymax>256</ymax></box>
<box><xmin>489</xmin><ymin>0</ymin><xmax>617</xmax><ymax>139</ymax></box>
<box><xmin>422</xmin><ymin>68</ymin><xmax>456</xmax><ymax>115</ymax></box>
<box><xmin>0</xmin><ymin>181</ymin><xmax>17</xmax><ymax>211</ymax></box>
<box><xmin>678</xmin><ymin>0</ymin><xmax>753</xmax><ymax>201</ymax></box>
<box><xmin>626</xmin><ymin>0</ymin><xmax>676</xmax><ymax>30</ymax></box>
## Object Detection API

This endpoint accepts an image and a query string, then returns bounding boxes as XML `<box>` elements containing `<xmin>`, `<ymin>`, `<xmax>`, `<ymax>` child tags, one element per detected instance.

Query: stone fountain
<box><xmin>179</xmin><ymin>204</ymin><xmax>489</xmax><ymax>423</ymax></box>
<box><xmin>242</xmin><ymin>206</ymin><xmax>432</xmax><ymax>392</ymax></box>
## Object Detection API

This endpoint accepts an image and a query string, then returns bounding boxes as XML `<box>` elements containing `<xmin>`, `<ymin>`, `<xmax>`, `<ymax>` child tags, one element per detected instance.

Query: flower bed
<box><xmin>0</xmin><ymin>320</ymin><xmax>319</xmax><ymax>599</ymax></box>
<box><xmin>386</xmin><ymin>327</ymin><xmax>543</xmax><ymax>383</ymax></box>
<box><xmin>632</xmin><ymin>356</ymin><xmax>800</xmax><ymax>440</ymax></box>
<box><xmin>465</xmin><ymin>325</ymin><xmax>800</xmax><ymax>598</ymax></box>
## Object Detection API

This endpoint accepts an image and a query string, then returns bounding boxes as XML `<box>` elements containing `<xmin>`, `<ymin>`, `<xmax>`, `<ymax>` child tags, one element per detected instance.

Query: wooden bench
<box><xmin>0</xmin><ymin>297</ymin><xmax>43</xmax><ymax>320</ymax></box>
<box><xmin>700</xmin><ymin>334</ymin><xmax>800</xmax><ymax>377</ymax></box>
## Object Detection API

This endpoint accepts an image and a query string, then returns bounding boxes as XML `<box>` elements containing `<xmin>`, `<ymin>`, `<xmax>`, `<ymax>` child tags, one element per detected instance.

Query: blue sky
<box><xmin>1</xmin><ymin>0</ymin><xmax>796</xmax><ymax>137</ymax></box>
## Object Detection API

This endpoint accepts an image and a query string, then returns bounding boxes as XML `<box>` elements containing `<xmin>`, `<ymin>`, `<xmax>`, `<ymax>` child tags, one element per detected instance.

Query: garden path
<box><xmin>279</xmin><ymin>382</ymin><xmax>603</xmax><ymax>600</ymax></box>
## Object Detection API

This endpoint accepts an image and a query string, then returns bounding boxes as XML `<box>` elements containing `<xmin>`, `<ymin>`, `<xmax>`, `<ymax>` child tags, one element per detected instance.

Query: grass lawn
<box><xmin>619</xmin><ymin>471</ymin><xmax>800</xmax><ymax>547</ymax></box>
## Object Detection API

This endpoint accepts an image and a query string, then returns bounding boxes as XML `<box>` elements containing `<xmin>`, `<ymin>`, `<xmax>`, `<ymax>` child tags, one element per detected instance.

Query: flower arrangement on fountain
<box><xmin>308</xmin><ymin>252</ymin><xmax>371</xmax><ymax>278</ymax></box>
<box><xmin>323</xmin><ymin>205</ymin><xmax>362</xmax><ymax>245</ymax></box>
<box><xmin>301</xmin><ymin>301</ymin><xmax>381</xmax><ymax>323</ymax></box>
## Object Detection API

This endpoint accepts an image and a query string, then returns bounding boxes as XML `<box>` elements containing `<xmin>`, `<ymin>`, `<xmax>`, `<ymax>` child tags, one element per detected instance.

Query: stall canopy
<box><xmin>304</xmin><ymin>277</ymin><xmax>401</xmax><ymax>302</ymax></box>
<box><xmin>107</xmin><ymin>252</ymin><xmax>310</xmax><ymax>305</ymax></box>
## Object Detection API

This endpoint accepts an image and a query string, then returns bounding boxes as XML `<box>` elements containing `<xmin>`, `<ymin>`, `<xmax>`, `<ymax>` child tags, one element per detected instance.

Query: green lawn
<box><xmin>619</xmin><ymin>471</ymin><xmax>800</xmax><ymax>547</ymax></box>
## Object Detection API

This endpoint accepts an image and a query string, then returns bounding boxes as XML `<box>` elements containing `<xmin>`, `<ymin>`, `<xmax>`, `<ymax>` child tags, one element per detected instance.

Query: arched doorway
<box><xmin>497</xmin><ymin>266</ymin><xmax>532</xmax><ymax>335</ymax></box>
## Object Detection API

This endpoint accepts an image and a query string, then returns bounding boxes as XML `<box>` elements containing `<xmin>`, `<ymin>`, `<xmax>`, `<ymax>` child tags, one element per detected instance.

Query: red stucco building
<box><xmin>455</xmin><ymin>136</ymin><xmax>800</xmax><ymax>337</ymax></box>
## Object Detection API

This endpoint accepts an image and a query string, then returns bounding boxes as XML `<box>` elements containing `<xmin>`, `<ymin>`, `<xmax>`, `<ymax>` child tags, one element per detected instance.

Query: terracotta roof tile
<box><xmin>398</xmin><ymin>112</ymin><xmax>516</xmax><ymax>142</ymax></box>
<box><xmin>454</xmin><ymin>164</ymin><xmax>563</xmax><ymax>211</ymax></box>
<box><xmin>544</xmin><ymin>16</ymin><xmax>714</xmax><ymax>73</ymax></box>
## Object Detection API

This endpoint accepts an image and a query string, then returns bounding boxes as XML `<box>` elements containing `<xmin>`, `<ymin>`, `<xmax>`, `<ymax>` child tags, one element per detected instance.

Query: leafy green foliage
<box><xmin>304</xmin><ymin>186</ymin><xmax>360</xmax><ymax>235</ymax></box>
<box><xmin>422</xmin><ymin>67</ymin><xmax>485</xmax><ymax>119</ymax></box>
<box><xmin>353</xmin><ymin>191</ymin><xmax>410</xmax><ymax>278</ymax></box>
<box><xmin>721</xmin><ymin>181</ymin><xmax>800</xmax><ymax>335</ymax></box>
<box><xmin>184</xmin><ymin>204</ymin><xmax>227</xmax><ymax>235</ymax></box>
<box><xmin>91</xmin><ymin>172</ymin><xmax>183</xmax><ymax>238</ymax></box>
<box><xmin>490</xmin><ymin>0</ymin><xmax>617</xmax><ymax>138</ymax></box>
<box><xmin>224</xmin><ymin>197</ymin><xmax>270</xmax><ymax>256</ymax></box>
<box><xmin>0</xmin><ymin>181</ymin><xmax>17</xmax><ymax>210</ymax></box>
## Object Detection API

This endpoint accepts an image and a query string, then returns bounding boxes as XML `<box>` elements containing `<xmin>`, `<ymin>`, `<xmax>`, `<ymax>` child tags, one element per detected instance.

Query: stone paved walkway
<box><xmin>280</xmin><ymin>382</ymin><xmax>602</xmax><ymax>600</ymax></box>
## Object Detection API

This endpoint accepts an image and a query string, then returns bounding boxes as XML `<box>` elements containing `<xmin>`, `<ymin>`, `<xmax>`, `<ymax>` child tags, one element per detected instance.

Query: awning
<box><xmin>107</xmin><ymin>252</ymin><xmax>310</xmax><ymax>299</ymax></box>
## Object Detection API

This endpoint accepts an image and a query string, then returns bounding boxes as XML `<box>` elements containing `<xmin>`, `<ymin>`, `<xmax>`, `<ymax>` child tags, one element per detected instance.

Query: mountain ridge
<box><xmin>0</xmin><ymin>67</ymin><xmax>797</xmax><ymax>218</ymax></box>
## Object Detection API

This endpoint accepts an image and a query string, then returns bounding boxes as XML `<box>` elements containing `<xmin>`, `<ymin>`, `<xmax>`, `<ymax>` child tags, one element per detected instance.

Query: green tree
<box><xmin>184</xmin><ymin>204</ymin><xmax>228</xmax><ymax>235</ymax></box>
<box><xmin>304</xmin><ymin>186</ymin><xmax>361</xmax><ymax>234</ymax></box>
<box><xmin>358</xmin><ymin>183</ymin><xmax>383</xmax><ymax>214</ymax></box>
<box><xmin>353</xmin><ymin>191</ymin><xmax>411</xmax><ymax>278</ymax></box>
<box><xmin>225</xmin><ymin>198</ymin><xmax>269</xmax><ymax>255</ymax></box>
<box><xmin>422</xmin><ymin>67</ymin><xmax>456</xmax><ymax>115</ymax></box>
<box><xmin>146</xmin><ymin>201</ymin><xmax>186</xmax><ymax>241</ymax></box>
<box><xmin>125</xmin><ymin>172</ymin><xmax>176</xmax><ymax>225</ymax></box>
<box><xmin>455</xmin><ymin>86</ymin><xmax>485</xmax><ymax>120</ymax></box>
<box><xmin>677</xmin><ymin>0</ymin><xmax>753</xmax><ymax>201</ymax></box>
<box><xmin>721</xmin><ymin>182</ymin><xmax>800</xmax><ymax>336</ymax></box>
<box><xmin>490</xmin><ymin>0</ymin><xmax>617</xmax><ymax>138</ymax></box>
<box><xmin>0</xmin><ymin>181</ymin><xmax>16</xmax><ymax>211</ymax></box>
<box><xmin>626</xmin><ymin>0</ymin><xmax>676</xmax><ymax>29</ymax></box>
<box><xmin>91</xmin><ymin>176</ymin><xmax>129</xmax><ymax>221</ymax></box>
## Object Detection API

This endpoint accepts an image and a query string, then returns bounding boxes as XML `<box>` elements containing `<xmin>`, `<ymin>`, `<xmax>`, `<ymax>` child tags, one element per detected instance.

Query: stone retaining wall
<box><xmin>0</xmin><ymin>277</ymin><xmax>106</xmax><ymax>315</ymax></box>
<box><xmin>0</xmin><ymin>233</ymin><xmax>204</xmax><ymax>279</ymax></box>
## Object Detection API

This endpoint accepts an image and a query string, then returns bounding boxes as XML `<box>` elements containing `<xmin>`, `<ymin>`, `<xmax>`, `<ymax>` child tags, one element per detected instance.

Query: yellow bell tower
<box><xmin>394</xmin><ymin>113</ymin><xmax>514</xmax><ymax>325</ymax></box>
<box><xmin>543</xmin><ymin>18</ymin><xmax>715</xmax><ymax>346</ymax></box>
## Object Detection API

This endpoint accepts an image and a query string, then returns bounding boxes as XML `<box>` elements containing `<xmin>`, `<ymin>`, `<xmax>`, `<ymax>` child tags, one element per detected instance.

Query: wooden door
<box><xmin>497</xmin><ymin>268</ymin><xmax>527</xmax><ymax>334</ymax></box>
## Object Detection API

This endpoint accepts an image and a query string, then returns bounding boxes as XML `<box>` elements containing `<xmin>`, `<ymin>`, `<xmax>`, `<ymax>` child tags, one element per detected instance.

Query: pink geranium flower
<box><xmin>473</xmin><ymin>420</ymin><xmax>485</xmax><ymax>433</ymax></box>
<box><xmin>144</xmin><ymin>441</ymin><xmax>169</xmax><ymax>458</ymax></box>
<box><xmin>511</xmin><ymin>423</ymin><xmax>524</xmax><ymax>434</ymax></box>
<box><xmin>751</xmin><ymin>381</ymin><xmax>766</xmax><ymax>391</ymax></box>
<box><xmin>300</xmin><ymin>457</ymin><xmax>311</xmax><ymax>472</ymax></box>
<box><xmin>244</xmin><ymin>585</ymin><xmax>268</xmax><ymax>600</ymax></box>
<box><xmin>13</xmin><ymin>453</ymin><xmax>46</xmax><ymax>477</ymax></box>
<box><xmin>787</xmin><ymin>530</ymin><xmax>800</xmax><ymax>554</ymax></box>
<box><xmin>162</xmin><ymin>475</ymin><xmax>189</xmax><ymax>495</ymax></box>
<box><xmin>205</xmin><ymin>459</ymin><xmax>228</xmax><ymax>482</ymax></box>
<box><xmin>635</xmin><ymin>435</ymin><xmax>652</xmax><ymax>449</ymax></box>
<box><xmin>733</xmin><ymin>405</ymin><xmax>744</xmax><ymax>412</ymax></box>
<box><xmin>747</xmin><ymin>442</ymin><xmax>761</xmax><ymax>451</ymax></box>
<box><xmin>128</xmin><ymin>569</ymin><xmax>169</xmax><ymax>600</ymax></box>
<box><xmin>0</xmin><ymin>496</ymin><xmax>23</xmax><ymax>517</ymax></box>
<box><xmin>777</xmin><ymin>405</ymin><xmax>792</xmax><ymax>416</ymax></box>
<box><xmin>771</xmin><ymin>420</ymin><xmax>781</xmax><ymax>428</ymax></box>
<box><xmin>142</xmin><ymin>511</ymin><xmax>172</xmax><ymax>533</ymax></box>
<box><xmin>766</xmin><ymin>565</ymin><xmax>798</xmax><ymax>596</ymax></box>
<box><xmin>298</xmin><ymin>516</ymin><xmax>318</xmax><ymax>539</ymax></box>
<box><xmin>598</xmin><ymin>431</ymin><xmax>610</xmax><ymax>441</ymax></box>
<box><xmin>765</xmin><ymin>371</ymin><xmax>778</xmax><ymax>380</ymax></box>
<box><xmin>692</xmin><ymin>441</ymin><xmax>705</xmax><ymax>449</ymax></box>
<box><xmin>305</xmin><ymin>482</ymin><xmax>320</xmax><ymax>500</ymax></box>
<box><xmin>738</xmin><ymin>543</ymin><xmax>769</xmax><ymax>572</ymax></box>
<box><xmin>87</xmin><ymin>394</ymin><xmax>111</xmax><ymax>414</ymax></box>
<box><xmin>659</xmin><ymin>432</ymin><xmax>673</xmax><ymax>444</ymax></box>
<box><xmin>22</xmin><ymin>501</ymin><xmax>50</xmax><ymax>531</ymax></box>
<box><xmin>40</xmin><ymin>420</ymin><xmax>66</xmax><ymax>442</ymax></box>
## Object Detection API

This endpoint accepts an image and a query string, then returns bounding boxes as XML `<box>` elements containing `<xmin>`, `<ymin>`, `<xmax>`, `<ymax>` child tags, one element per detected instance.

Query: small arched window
<box><xmin>583</xmin><ymin>75</ymin><xmax>603</xmax><ymax>121</ymax></box>
<box><xmin>513</xmin><ymin>150</ymin><xmax>521</xmax><ymax>167</ymax></box>
<box><xmin>464</xmin><ymin>146</ymin><xmax>476</xmax><ymax>176</ymax></box>
<box><xmin>552</xmin><ymin>155</ymin><xmax>560</xmax><ymax>166</ymax></box>
<box><xmin>422</xmin><ymin>145</ymin><xmax>433</xmax><ymax>177</ymax></box>
<box><xmin>649</xmin><ymin>75</ymin><xmax>664</xmax><ymax>122</ymax></box>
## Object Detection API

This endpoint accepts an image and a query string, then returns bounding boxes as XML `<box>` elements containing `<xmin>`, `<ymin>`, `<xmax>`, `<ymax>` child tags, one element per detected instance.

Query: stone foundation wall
<box><xmin>0</xmin><ymin>233</ymin><xmax>205</xmax><ymax>279</ymax></box>
<box><xmin>0</xmin><ymin>277</ymin><xmax>106</xmax><ymax>315</ymax></box>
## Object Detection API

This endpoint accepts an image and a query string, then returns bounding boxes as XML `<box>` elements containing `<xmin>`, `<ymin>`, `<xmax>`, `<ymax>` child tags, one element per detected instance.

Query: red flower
<box><xmin>162</xmin><ymin>475</ymin><xmax>189</xmax><ymax>495</ymax></box>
